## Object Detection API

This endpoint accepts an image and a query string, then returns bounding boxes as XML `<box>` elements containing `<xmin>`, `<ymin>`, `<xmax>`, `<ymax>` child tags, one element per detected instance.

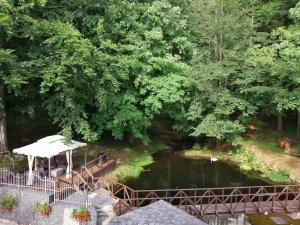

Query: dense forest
<box><xmin>0</xmin><ymin>0</ymin><xmax>300</xmax><ymax>152</ymax></box>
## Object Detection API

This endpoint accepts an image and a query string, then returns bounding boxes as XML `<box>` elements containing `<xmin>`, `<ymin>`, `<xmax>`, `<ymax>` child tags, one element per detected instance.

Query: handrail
<box><xmin>81</xmin><ymin>153</ymin><xmax>112</xmax><ymax>169</ymax></box>
<box><xmin>63</xmin><ymin>171</ymin><xmax>93</xmax><ymax>191</ymax></box>
<box><xmin>100</xmin><ymin>180</ymin><xmax>300</xmax><ymax>216</ymax></box>
<box><xmin>131</xmin><ymin>184</ymin><xmax>300</xmax><ymax>193</ymax></box>
<box><xmin>81</xmin><ymin>165</ymin><xmax>94</xmax><ymax>180</ymax></box>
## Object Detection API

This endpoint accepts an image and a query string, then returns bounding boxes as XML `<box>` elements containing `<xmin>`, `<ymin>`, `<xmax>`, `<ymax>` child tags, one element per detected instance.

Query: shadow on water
<box><xmin>125</xmin><ymin>151</ymin><xmax>268</xmax><ymax>190</ymax></box>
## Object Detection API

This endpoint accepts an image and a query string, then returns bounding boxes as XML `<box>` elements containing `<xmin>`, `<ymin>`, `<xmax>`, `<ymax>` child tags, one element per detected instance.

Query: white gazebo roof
<box><xmin>13</xmin><ymin>135</ymin><xmax>87</xmax><ymax>158</ymax></box>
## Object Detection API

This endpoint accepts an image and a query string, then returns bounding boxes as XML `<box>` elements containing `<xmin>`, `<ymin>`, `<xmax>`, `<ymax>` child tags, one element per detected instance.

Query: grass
<box><xmin>264</xmin><ymin>171</ymin><xmax>291</xmax><ymax>183</ymax></box>
<box><xmin>106</xmin><ymin>151</ymin><xmax>154</xmax><ymax>182</ymax></box>
<box><xmin>184</xmin><ymin>148</ymin><xmax>222</xmax><ymax>158</ymax></box>
<box><xmin>242</xmin><ymin>121</ymin><xmax>284</xmax><ymax>154</ymax></box>
<box><xmin>243</xmin><ymin>120</ymin><xmax>300</xmax><ymax>155</ymax></box>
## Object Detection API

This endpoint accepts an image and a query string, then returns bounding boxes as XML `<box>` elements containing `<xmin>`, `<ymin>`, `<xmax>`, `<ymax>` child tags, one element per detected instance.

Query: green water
<box><xmin>125</xmin><ymin>152</ymin><xmax>268</xmax><ymax>189</ymax></box>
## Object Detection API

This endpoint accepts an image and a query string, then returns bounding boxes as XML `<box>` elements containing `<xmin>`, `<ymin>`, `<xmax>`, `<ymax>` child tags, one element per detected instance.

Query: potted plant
<box><xmin>71</xmin><ymin>206</ymin><xmax>90</xmax><ymax>224</ymax></box>
<box><xmin>0</xmin><ymin>195</ymin><xmax>17</xmax><ymax>211</ymax></box>
<box><xmin>35</xmin><ymin>200</ymin><xmax>52</xmax><ymax>217</ymax></box>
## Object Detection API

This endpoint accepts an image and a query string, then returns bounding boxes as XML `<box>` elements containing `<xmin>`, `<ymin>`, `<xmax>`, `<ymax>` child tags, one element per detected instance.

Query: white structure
<box><xmin>13</xmin><ymin>135</ymin><xmax>87</xmax><ymax>185</ymax></box>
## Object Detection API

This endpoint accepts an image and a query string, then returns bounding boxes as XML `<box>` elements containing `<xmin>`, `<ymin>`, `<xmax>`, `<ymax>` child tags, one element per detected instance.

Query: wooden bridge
<box><xmin>100</xmin><ymin>182</ymin><xmax>300</xmax><ymax>217</ymax></box>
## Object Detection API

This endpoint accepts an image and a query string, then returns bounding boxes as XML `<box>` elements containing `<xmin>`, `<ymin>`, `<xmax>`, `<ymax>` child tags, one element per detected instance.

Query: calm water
<box><xmin>125</xmin><ymin>152</ymin><xmax>268</xmax><ymax>190</ymax></box>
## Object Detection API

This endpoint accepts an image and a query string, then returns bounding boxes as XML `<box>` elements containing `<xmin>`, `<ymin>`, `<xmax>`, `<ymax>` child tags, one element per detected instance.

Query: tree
<box><xmin>187</xmin><ymin>0</ymin><xmax>257</xmax><ymax>145</ymax></box>
<box><xmin>247</xmin><ymin>1</ymin><xmax>300</xmax><ymax>136</ymax></box>
<box><xmin>1</xmin><ymin>0</ymin><xmax>192</xmax><ymax>144</ymax></box>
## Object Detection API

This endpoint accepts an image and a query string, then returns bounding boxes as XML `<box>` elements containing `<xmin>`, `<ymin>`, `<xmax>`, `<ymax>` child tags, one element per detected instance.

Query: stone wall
<box><xmin>0</xmin><ymin>187</ymin><xmax>97</xmax><ymax>225</ymax></box>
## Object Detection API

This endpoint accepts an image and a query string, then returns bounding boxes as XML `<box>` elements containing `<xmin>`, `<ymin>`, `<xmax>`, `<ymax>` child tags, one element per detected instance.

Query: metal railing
<box><xmin>0</xmin><ymin>168</ymin><xmax>91</xmax><ymax>206</ymax></box>
<box><xmin>0</xmin><ymin>168</ymin><xmax>55</xmax><ymax>192</ymax></box>
<box><xmin>55</xmin><ymin>184</ymin><xmax>91</xmax><ymax>206</ymax></box>
<box><xmin>100</xmin><ymin>181</ymin><xmax>300</xmax><ymax>217</ymax></box>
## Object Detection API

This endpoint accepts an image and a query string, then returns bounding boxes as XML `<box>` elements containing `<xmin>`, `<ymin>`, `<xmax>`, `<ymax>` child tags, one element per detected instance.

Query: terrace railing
<box><xmin>0</xmin><ymin>168</ymin><xmax>55</xmax><ymax>192</ymax></box>
<box><xmin>0</xmin><ymin>168</ymin><xmax>91</xmax><ymax>206</ymax></box>
<box><xmin>100</xmin><ymin>181</ymin><xmax>300</xmax><ymax>217</ymax></box>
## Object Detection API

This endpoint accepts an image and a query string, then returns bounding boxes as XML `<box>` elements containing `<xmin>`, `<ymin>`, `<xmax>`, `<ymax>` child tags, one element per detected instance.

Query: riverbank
<box><xmin>183</xmin><ymin>120</ymin><xmax>300</xmax><ymax>184</ymax></box>
<box><xmin>183</xmin><ymin>147</ymin><xmax>294</xmax><ymax>183</ymax></box>
<box><xmin>90</xmin><ymin>140</ymin><xmax>166</xmax><ymax>183</ymax></box>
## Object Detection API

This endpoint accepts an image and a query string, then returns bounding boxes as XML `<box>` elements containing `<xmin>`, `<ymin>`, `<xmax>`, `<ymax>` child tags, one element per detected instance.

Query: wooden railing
<box><xmin>100</xmin><ymin>182</ymin><xmax>300</xmax><ymax>217</ymax></box>
<box><xmin>80</xmin><ymin>153</ymin><xmax>114</xmax><ymax>183</ymax></box>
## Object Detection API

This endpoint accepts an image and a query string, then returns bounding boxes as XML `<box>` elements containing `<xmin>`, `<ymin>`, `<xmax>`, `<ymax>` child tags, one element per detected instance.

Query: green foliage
<box><xmin>0</xmin><ymin>195</ymin><xmax>17</xmax><ymax>210</ymax></box>
<box><xmin>107</xmin><ymin>151</ymin><xmax>153</xmax><ymax>181</ymax></box>
<box><xmin>186</xmin><ymin>0</ymin><xmax>258</xmax><ymax>144</ymax></box>
<box><xmin>35</xmin><ymin>201</ymin><xmax>51</xmax><ymax>215</ymax></box>
<box><xmin>1</xmin><ymin>0</ymin><xmax>192</xmax><ymax>144</ymax></box>
<box><xmin>265</xmin><ymin>171</ymin><xmax>291</xmax><ymax>183</ymax></box>
<box><xmin>184</xmin><ymin>148</ymin><xmax>221</xmax><ymax>158</ymax></box>
<box><xmin>239</xmin><ymin>151</ymin><xmax>262</xmax><ymax>171</ymax></box>
<box><xmin>71</xmin><ymin>207</ymin><xmax>90</xmax><ymax>222</ymax></box>
<box><xmin>246</xmin><ymin>1</ymin><xmax>300</xmax><ymax>119</ymax></box>
<box><xmin>2</xmin><ymin>0</ymin><xmax>300</xmax><ymax>148</ymax></box>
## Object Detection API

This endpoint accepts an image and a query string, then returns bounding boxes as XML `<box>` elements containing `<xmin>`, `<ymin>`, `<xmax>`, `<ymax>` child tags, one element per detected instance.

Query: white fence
<box><xmin>0</xmin><ymin>168</ymin><xmax>55</xmax><ymax>192</ymax></box>
<box><xmin>0</xmin><ymin>168</ymin><xmax>91</xmax><ymax>206</ymax></box>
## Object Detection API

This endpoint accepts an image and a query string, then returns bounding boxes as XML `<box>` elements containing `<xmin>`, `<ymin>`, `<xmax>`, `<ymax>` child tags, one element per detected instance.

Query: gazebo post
<box><xmin>48</xmin><ymin>157</ymin><xmax>51</xmax><ymax>177</ymax></box>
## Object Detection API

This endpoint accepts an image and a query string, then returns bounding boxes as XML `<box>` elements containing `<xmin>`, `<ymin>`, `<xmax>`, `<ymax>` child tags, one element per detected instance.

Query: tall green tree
<box><xmin>1</xmin><ymin>0</ymin><xmax>192</xmax><ymax>145</ymax></box>
<box><xmin>187</xmin><ymin>0</ymin><xmax>256</xmax><ymax>145</ymax></box>
<box><xmin>247</xmin><ymin>1</ymin><xmax>300</xmax><ymax>135</ymax></box>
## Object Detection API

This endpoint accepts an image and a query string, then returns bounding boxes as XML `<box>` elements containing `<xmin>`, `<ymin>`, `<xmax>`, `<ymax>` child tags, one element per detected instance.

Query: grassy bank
<box><xmin>183</xmin><ymin>120</ymin><xmax>300</xmax><ymax>184</ymax></box>
<box><xmin>184</xmin><ymin>147</ymin><xmax>292</xmax><ymax>184</ymax></box>
<box><xmin>81</xmin><ymin>139</ymin><xmax>166</xmax><ymax>183</ymax></box>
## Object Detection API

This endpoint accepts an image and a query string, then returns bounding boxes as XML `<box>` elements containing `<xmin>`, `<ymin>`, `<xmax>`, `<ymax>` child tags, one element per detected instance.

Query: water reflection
<box><xmin>125</xmin><ymin>152</ymin><xmax>267</xmax><ymax>190</ymax></box>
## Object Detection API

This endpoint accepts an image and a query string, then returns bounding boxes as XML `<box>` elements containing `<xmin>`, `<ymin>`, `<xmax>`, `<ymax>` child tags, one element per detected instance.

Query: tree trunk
<box><xmin>277</xmin><ymin>114</ymin><xmax>283</xmax><ymax>134</ymax></box>
<box><xmin>0</xmin><ymin>86</ymin><xmax>8</xmax><ymax>153</ymax></box>
<box><xmin>297</xmin><ymin>111</ymin><xmax>300</xmax><ymax>140</ymax></box>
<box><xmin>0</xmin><ymin>27</ymin><xmax>7</xmax><ymax>153</ymax></box>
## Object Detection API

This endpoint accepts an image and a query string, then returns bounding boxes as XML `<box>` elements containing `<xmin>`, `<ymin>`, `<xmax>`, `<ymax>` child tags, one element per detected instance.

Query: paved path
<box><xmin>89</xmin><ymin>188</ymin><xmax>117</xmax><ymax>225</ymax></box>
<box><xmin>0</xmin><ymin>219</ymin><xmax>18</xmax><ymax>225</ymax></box>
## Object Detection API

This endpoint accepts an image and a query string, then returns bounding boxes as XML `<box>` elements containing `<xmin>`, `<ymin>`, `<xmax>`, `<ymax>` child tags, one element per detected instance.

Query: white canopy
<box><xmin>13</xmin><ymin>135</ymin><xmax>87</xmax><ymax>158</ymax></box>
<box><xmin>13</xmin><ymin>135</ymin><xmax>87</xmax><ymax>183</ymax></box>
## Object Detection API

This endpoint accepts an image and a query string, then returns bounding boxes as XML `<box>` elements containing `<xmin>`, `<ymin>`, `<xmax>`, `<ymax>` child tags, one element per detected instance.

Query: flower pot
<box><xmin>38</xmin><ymin>211</ymin><xmax>50</xmax><ymax>217</ymax></box>
<box><xmin>0</xmin><ymin>207</ymin><xmax>13</xmax><ymax>212</ymax></box>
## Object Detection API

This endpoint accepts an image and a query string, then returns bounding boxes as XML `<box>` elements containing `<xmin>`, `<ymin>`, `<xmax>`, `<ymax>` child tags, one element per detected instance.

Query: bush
<box><xmin>0</xmin><ymin>195</ymin><xmax>17</xmax><ymax>210</ymax></box>
<box><xmin>71</xmin><ymin>207</ymin><xmax>90</xmax><ymax>223</ymax></box>
<box><xmin>35</xmin><ymin>201</ymin><xmax>52</xmax><ymax>217</ymax></box>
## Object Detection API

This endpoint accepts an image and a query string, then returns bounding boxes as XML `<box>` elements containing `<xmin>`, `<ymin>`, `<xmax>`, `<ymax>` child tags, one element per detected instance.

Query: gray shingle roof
<box><xmin>109</xmin><ymin>200</ymin><xmax>208</xmax><ymax>225</ymax></box>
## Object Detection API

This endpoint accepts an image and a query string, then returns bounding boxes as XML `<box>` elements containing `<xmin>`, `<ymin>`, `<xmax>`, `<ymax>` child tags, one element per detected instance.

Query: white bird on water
<box><xmin>210</xmin><ymin>156</ymin><xmax>218</xmax><ymax>163</ymax></box>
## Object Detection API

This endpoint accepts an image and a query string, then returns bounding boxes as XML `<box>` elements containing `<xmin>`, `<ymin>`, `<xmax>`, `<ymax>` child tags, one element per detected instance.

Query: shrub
<box><xmin>35</xmin><ymin>201</ymin><xmax>52</xmax><ymax>217</ymax></box>
<box><xmin>71</xmin><ymin>207</ymin><xmax>90</xmax><ymax>223</ymax></box>
<box><xmin>0</xmin><ymin>195</ymin><xmax>17</xmax><ymax>210</ymax></box>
